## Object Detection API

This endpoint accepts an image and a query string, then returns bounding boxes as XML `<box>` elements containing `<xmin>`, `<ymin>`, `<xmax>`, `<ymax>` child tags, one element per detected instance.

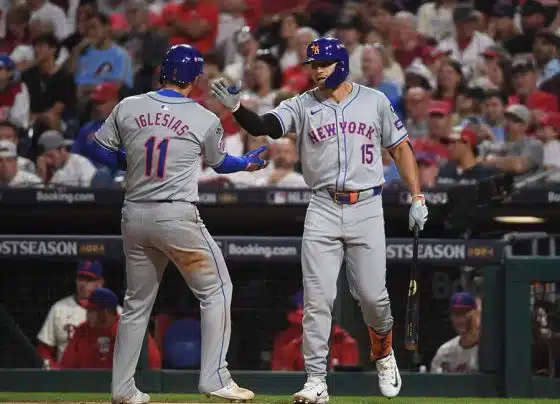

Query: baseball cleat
<box><xmin>292</xmin><ymin>377</ymin><xmax>329</xmax><ymax>404</ymax></box>
<box><xmin>206</xmin><ymin>381</ymin><xmax>255</xmax><ymax>402</ymax></box>
<box><xmin>376</xmin><ymin>350</ymin><xmax>402</xmax><ymax>398</ymax></box>
<box><xmin>112</xmin><ymin>390</ymin><xmax>150</xmax><ymax>404</ymax></box>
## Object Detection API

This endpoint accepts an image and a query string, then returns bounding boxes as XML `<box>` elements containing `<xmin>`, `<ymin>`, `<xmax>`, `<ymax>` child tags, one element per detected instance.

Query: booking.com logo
<box><xmin>227</xmin><ymin>243</ymin><xmax>298</xmax><ymax>259</ymax></box>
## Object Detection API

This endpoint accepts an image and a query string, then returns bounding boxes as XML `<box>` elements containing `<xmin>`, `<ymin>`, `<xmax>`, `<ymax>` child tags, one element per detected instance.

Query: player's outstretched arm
<box><xmin>213</xmin><ymin>145</ymin><xmax>269</xmax><ymax>174</ymax></box>
<box><xmin>211</xmin><ymin>78</ymin><xmax>283</xmax><ymax>139</ymax></box>
<box><xmin>389</xmin><ymin>140</ymin><xmax>428</xmax><ymax>231</ymax></box>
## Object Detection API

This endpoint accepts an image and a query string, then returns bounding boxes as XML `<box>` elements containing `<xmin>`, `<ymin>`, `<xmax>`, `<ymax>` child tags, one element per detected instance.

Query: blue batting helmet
<box><xmin>303</xmin><ymin>37</ymin><xmax>349</xmax><ymax>89</ymax></box>
<box><xmin>160</xmin><ymin>44</ymin><xmax>204</xmax><ymax>85</ymax></box>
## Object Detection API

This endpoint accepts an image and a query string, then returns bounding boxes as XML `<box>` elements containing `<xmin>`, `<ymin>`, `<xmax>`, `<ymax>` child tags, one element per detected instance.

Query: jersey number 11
<box><xmin>144</xmin><ymin>136</ymin><xmax>169</xmax><ymax>178</ymax></box>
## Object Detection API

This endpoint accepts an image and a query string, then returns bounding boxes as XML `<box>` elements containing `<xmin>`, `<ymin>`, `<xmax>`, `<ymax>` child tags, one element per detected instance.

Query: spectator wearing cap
<box><xmin>454</xmin><ymin>86</ymin><xmax>485</xmax><ymax>125</ymax></box>
<box><xmin>27</xmin><ymin>0</ymin><xmax>70</xmax><ymax>41</ymax></box>
<box><xmin>71</xmin><ymin>12</ymin><xmax>133</xmax><ymax>100</ymax></box>
<box><xmin>413</xmin><ymin>100</ymin><xmax>453</xmax><ymax>160</ymax></box>
<box><xmin>508</xmin><ymin>56</ymin><xmax>559</xmax><ymax>115</ymax></box>
<box><xmin>536</xmin><ymin>113</ymin><xmax>560</xmax><ymax>181</ymax></box>
<box><xmin>438</xmin><ymin>126</ymin><xmax>497</xmax><ymax>185</ymax></box>
<box><xmin>58</xmin><ymin>288</ymin><xmax>161</xmax><ymax>369</ymax></box>
<box><xmin>487</xmin><ymin>3</ymin><xmax>518</xmax><ymax>43</ymax></box>
<box><xmin>161</xmin><ymin>0</ymin><xmax>219</xmax><ymax>55</ymax></box>
<box><xmin>361</xmin><ymin>44</ymin><xmax>405</xmax><ymax>121</ymax></box>
<box><xmin>335</xmin><ymin>14</ymin><xmax>365</xmax><ymax>82</ymax></box>
<box><xmin>392</xmin><ymin>11</ymin><xmax>428</xmax><ymax>70</ymax></box>
<box><xmin>22</xmin><ymin>33</ymin><xmax>75</xmax><ymax>136</ymax></box>
<box><xmin>404</xmin><ymin>60</ymin><xmax>435</xmax><ymax>91</ymax></box>
<box><xmin>271</xmin><ymin>291</ymin><xmax>358</xmax><ymax>371</ymax></box>
<box><xmin>0</xmin><ymin>121</ymin><xmax>35</xmax><ymax>174</ymax></box>
<box><xmin>0</xmin><ymin>140</ymin><xmax>42</xmax><ymax>187</ymax></box>
<box><xmin>224</xmin><ymin>26</ymin><xmax>258</xmax><ymax>84</ymax></box>
<box><xmin>533</xmin><ymin>30</ymin><xmax>560</xmax><ymax>88</ymax></box>
<box><xmin>481</xmin><ymin>89</ymin><xmax>507</xmax><ymax>142</ymax></box>
<box><xmin>282</xmin><ymin>27</ymin><xmax>317</xmax><ymax>94</ymax></box>
<box><xmin>479</xmin><ymin>104</ymin><xmax>544</xmax><ymax>176</ymax></box>
<box><xmin>0</xmin><ymin>53</ymin><xmax>30</xmax><ymax>129</ymax></box>
<box><xmin>113</xmin><ymin>0</ymin><xmax>169</xmax><ymax>89</ymax></box>
<box><xmin>436</xmin><ymin>4</ymin><xmax>494</xmax><ymax>78</ymax></box>
<box><xmin>417</xmin><ymin>0</ymin><xmax>458</xmax><ymax>42</ymax></box>
<box><xmin>416</xmin><ymin>151</ymin><xmax>439</xmax><ymax>188</ymax></box>
<box><xmin>430</xmin><ymin>292</ymin><xmax>480</xmax><ymax>374</ymax></box>
<box><xmin>504</xmin><ymin>0</ymin><xmax>548</xmax><ymax>56</ymax></box>
<box><xmin>37</xmin><ymin>261</ymin><xmax>112</xmax><ymax>367</ymax></box>
<box><xmin>404</xmin><ymin>87</ymin><xmax>430</xmax><ymax>139</ymax></box>
<box><xmin>71</xmin><ymin>82</ymin><xmax>121</xmax><ymax>171</ymax></box>
<box><xmin>36</xmin><ymin>129</ymin><xmax>96</xmax><ymax>187</ymax></box>
<box><xmin>474</xmin><ymin>46</ymin><xmax>513</xmax><ymax>93</ymax></box>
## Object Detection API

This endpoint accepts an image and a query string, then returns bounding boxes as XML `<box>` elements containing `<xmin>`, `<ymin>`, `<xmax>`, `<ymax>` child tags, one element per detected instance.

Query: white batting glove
<box><xmin>211</xmin><ymin>78</ymin><xmax>242</xmax><ymax>112</ymax></box>
<box><xmin>409</xmin><ymin>194</ymin><xmax>428</xmax><ymax>231</ymax></box>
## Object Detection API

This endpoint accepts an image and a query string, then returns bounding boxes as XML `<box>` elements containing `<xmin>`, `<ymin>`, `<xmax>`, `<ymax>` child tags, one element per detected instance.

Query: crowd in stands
<box><xmin>0</xmin><ymin>0</ymin><xmax>558</xmax><ymax>189</ymax></box>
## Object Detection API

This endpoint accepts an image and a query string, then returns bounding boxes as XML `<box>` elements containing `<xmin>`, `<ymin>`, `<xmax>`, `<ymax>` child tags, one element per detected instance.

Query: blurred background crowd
<box><xmin>0</xmin><ymin>0</ymin><xmax>558</xmax><ymax>189</ymax></box>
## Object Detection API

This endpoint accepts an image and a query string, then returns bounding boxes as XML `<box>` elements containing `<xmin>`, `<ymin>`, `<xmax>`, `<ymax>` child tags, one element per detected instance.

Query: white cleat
<box><xmin>206</xmin><ymin>381</ymin><xmax>255</xmax><ymax>402</ymax></box>
<box><xmin>292</xmin><ymin>377</ymin><xmax>329</xmax><ymax>404</ymax></box>
<box><xmin>112</xmin><ymin>390</ymin><xmax>150</xmax><ymax>404</ymax></box>
<box><xmin>376</xmin><ymin>350</ymin><xmax>402</xmax><ymax>398</ymax></box>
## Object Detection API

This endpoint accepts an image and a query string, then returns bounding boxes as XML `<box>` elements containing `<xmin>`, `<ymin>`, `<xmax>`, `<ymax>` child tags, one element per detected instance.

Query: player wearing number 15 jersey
<box><xmin>91</xmin><ymin>44</ymin><xmax>267</xmax><ymax>404</ymax></box>
<box><xmin>211</xmin><ymin>37</ymin><xmax>429</xmax><ymax>403</ymax></box>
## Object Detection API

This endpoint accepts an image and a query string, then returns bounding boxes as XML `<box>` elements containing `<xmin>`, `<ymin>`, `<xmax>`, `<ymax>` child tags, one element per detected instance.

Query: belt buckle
<box><xmin>333</xmin><ymin>191</ymin><xmax>358</xmax><ymax>204</ymax></box>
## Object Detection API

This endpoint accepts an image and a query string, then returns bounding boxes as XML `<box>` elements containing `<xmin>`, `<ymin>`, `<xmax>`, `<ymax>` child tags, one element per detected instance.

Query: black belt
<box><xmin>125</xmin><ymin>199</ymin><xmax>197</xmax><ymax>205</ymax></box>
<box><xmin>316</xmin><ymin>185</ymin><xmax>383</xmax><ymax>205</ymax></box>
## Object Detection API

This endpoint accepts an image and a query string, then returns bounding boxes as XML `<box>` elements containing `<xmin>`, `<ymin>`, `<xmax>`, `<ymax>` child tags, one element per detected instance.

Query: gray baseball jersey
<box><xmin>94</xmin><ymin>91</ymin><xmax>226</xmax><ymax>202</ymax></box>
<box><xmin>269</xmin><ymin>83</ymin><xmax>408</xmax><ymax>190</ymax></box>
<box><xmin>268</xmin><ymin>83</ymin><xmax>409</xmax><ymax>379</ymax></box>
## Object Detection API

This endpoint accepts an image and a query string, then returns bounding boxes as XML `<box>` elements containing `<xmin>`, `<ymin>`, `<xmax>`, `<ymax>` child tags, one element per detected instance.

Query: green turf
<box><xmin>0</xmin><ymin>393</ymin><xmax>558</xmax><ymax>404</ymax></box>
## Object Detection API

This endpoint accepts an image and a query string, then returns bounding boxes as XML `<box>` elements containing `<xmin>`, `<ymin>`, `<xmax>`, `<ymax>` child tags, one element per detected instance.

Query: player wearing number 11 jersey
<box><xmin>91</xmin><ymin>44</ymin><xmax>267</xmax><ymax>404</ymax></box>
<box><xmin>211</xmin><ymin>37</ymin><xmax>429</xmax><ymax>403</ymax></box>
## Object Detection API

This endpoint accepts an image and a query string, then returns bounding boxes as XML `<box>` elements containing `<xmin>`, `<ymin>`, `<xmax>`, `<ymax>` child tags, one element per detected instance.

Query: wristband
<box><xmin>411</xmin><ymin>194</ymin><xmax>425</xmax><ymax>199</ymax></box>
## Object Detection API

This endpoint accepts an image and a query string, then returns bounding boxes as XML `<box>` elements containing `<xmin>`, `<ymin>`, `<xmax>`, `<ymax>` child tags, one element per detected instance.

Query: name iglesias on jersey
<box><xmin>386</xmin><ymin>243</ymin><xmax>466</xmax><ymax>260</ymax></box>
<box><xmin>0</xmin><ymin>240</ymin><xmax>79</xmax><ymax>257</ymax></box>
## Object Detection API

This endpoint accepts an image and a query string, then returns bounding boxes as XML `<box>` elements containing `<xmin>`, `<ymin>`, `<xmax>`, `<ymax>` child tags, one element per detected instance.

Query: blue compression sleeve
<box><xmin>213</xmin><ymin>154</ymin><xmax>247</xmax><ymax>174</ymax></box>
<box><xmin>91</xmin><ymin>138</ymin><xmax>127</xmax><ymax>170</ymax></box>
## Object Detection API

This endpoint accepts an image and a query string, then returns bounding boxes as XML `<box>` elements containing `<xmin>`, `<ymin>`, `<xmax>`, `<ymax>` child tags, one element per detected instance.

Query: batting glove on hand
<box><xmin>409</xmin><ymin>194</ymin><xmax>428</xmax><ymax>231</ymax></box>
<box><xmin>243</xmin><ymin>145</ymin><xmax>269</xmax><ymax>172</ymax></box>
<box><xmin>211</xmin><ymin>78</ymin><xmax>242</xmax><ymax>112</ymax></box>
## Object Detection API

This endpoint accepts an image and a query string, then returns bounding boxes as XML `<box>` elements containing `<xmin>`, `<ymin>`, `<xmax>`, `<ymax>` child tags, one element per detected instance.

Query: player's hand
<box><xmin>243</xmin><ymin>145</ymin><xmax>269</xmax><ymax>172</ymax></box>
<box><xmin>211</xmin><ymin>78</ymin><xmax>242</xmax><ymax>112</ymax></box>
<box><xmin>409</xmin><ymin>194</ymin><xmax>428</xmax><ymax>231</ymax></box>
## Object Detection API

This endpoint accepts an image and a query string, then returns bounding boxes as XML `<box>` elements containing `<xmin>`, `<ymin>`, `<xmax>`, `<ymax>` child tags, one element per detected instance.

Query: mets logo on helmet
<box><xmin>311</xmin><ymin>44</ymin><xmax>320</xmax><ymax>55</ymax></box>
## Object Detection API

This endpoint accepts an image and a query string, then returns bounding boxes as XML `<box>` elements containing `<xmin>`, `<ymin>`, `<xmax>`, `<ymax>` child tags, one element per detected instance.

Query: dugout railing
<box><xmin>0</xmin><ymin>234</ymin><xmax>559</xmax><ymax>398</ymax></box>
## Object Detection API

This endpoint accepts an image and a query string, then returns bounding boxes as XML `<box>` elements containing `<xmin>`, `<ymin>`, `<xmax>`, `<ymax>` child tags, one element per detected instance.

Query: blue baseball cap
<box><xmin>82</xmin><ymin>288</ymin><xmax>118</xmax><ymax>310</ymax></box>
<box><xmin>0</xmin><ymin>54</ymin><xmax>14</xmax><ymax>70</ymax></box>
<box><xmin>450</xmin><ymin>292</ymin><xmax>476</xmax><ymax>313</ymax></box>
<box><xmin>77</xmin><ymin>260</ymin><xmax>103</xmax><ymax>279</ymax></box>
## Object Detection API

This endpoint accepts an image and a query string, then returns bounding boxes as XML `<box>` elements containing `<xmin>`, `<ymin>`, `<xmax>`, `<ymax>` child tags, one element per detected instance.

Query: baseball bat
<box><xmin>404</xmin><ymin>224</ymin><xmax>420</xmax><ymax>352</ymax></box>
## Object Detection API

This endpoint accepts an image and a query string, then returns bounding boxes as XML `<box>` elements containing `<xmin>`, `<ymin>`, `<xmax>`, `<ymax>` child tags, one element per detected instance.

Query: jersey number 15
<box><xmin>145</xmin><ymin>136</ymin><xmax>169</xmax><ymax>178</ymax></box>
<box><xmin>361</xmin><ymin>144</ymin><xmax>374</xmax><ymax>164</ymax></box>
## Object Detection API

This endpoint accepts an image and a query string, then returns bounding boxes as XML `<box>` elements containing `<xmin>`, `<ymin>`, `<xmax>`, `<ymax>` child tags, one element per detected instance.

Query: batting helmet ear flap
<box><xmin>304</xmin><ymin>37</ymin><xmax>349</xmax><ymax>89</ymax></box>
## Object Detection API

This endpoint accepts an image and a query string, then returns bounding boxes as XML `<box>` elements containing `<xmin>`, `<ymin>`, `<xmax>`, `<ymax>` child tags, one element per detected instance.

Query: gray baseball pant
<box><xmin>112</xmin><ymin>201</ymin><xmax>232</xmax><ymax>398</ymax></box>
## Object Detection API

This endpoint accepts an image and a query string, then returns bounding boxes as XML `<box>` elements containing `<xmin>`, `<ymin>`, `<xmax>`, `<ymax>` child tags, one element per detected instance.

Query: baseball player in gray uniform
<box><xmin>92</xmin><ymin>45</ymin><xmax>268</xmax><ymax>404</ymax></box>
<box><xmin>211</xmin><ymin>37</ymin><xmax>428</xmax><ymax>403</ymax></box>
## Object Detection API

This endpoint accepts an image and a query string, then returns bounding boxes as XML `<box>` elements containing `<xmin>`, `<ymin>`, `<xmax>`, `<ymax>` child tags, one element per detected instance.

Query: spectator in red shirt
<box><xmin>413</xmin><ymin>100</ymin><xmax>452</xmax><ymax>161</ymax></box>
<box><xmin>271</xmin><ymin>291</ymin><xmax>359</xmax><ymax>371</ymax></box>
<box><xmin>281</xmin><ymin>27</ymin><xmax>317</xmax><ymax>93</ymax></box>
<box><xmin>58</xmin><ymin>288</ymin><xmax>161</xmax><ymax>370</ymax></box>
<box><xmin>162</xmin><ymin>0</ymin><xmax>219</xmax><ymax>55</ymax></box>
